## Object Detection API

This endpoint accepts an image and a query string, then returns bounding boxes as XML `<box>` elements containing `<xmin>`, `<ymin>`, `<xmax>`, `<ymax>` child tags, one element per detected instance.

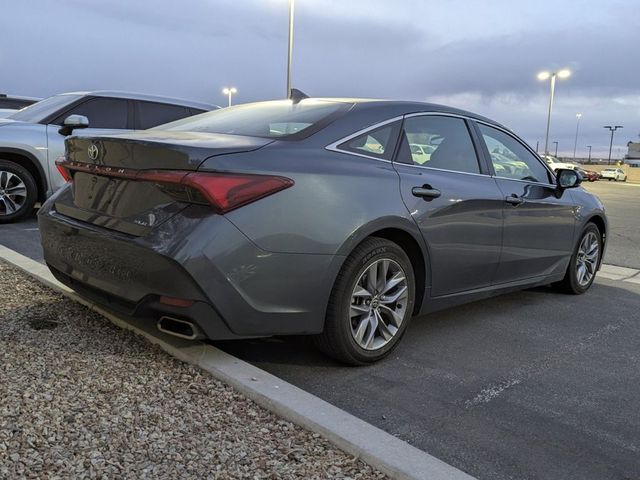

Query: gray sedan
<box><xmin>38</xmin><ymin>99</ymin><xmax>607</xmax><ymax>364</ymax></box>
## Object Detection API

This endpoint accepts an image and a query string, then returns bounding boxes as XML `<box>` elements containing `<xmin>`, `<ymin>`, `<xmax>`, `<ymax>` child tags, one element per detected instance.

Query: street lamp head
<box><xmin>576</xmin><ymin>113</ymin><xmax>582</xmax><ymax>119</ymax></box>
<box><xmin>537</xmin><ymin>71</ymin><xmax>551</xmax><ymax>81</ymax></box>
<box><xmin>557</xmin><ymin>69</ymin><xmax>571</xmax><ymax>79</ymax></box>
<box><xmin>222</xmin><ymin>87</ymin><xmax>238</xmax><ymax>95</ymax></box>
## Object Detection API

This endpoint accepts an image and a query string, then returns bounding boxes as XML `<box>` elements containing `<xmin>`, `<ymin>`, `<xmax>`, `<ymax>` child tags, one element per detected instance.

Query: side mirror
<box><xmin>58</xmin><ymin>114</ymin><xmax>89</xmax><ymax>136</ymax></box>
<box><xmin>556</xmin><ymin>168</ymin><xmax>582</xmax><ymax>189</ymax></box>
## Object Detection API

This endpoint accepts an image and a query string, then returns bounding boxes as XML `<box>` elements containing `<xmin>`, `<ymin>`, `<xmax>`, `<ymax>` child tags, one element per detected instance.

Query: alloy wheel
<box><xmin>349</xmin><ymin>258</ymin><xmax>409</xmax><ymax>351</ymax></box>
<box><xmin>576</xmin><ymin>231</ymin><xmax>599</xmax><ymax>287</ymax></box>
<box><xmin>0</xmin><ymin>170</ymin><xmax>28</xmax><ymax>216</ymax></box>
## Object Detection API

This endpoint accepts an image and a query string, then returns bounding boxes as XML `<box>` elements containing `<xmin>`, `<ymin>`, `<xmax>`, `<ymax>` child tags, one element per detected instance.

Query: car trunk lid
<box><xmin>54</xmin><ymin>131</ymin><xmax>275</xmax><ymax>235</ymax></box>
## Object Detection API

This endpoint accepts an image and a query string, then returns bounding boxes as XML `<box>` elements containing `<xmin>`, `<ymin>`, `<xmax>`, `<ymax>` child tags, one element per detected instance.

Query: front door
<box><xmin>475</xmin><ymin>122</ymin><xmax>577</xmax><ymax>284</ymax></box>
<box><xmin>394</xmin><ymin>114</ymin><xmax>504</xmax><ymax>296</ymax></box>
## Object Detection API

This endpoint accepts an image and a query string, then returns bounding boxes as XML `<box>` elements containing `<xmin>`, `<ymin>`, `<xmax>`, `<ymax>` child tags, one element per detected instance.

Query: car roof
<box><xmin>58</xmin><ymin>90</ymin><xmax>217</xmax><ymax>110</ymax></box>
<box><xmin>311</xmin><ymin>97</ymin><xmax>504</xmax><ymax>129</ymax></box>
<box><xmin>0</xmin><ymin>93</ymin><xmax>42</xmax><ymax>101</ymax></box>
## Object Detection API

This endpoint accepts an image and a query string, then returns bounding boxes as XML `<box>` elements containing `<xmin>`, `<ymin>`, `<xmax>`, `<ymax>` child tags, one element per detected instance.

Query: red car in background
<box><xmin>577</xmin><ymin>168</ymin><xmax>600</xmax><ymax>182</ymax></box>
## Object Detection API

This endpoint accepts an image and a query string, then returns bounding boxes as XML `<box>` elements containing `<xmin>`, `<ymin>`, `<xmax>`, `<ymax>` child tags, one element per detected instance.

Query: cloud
<box><xmin>0</xmin><ymin>0</ymin><xmax>637</xmax><ymax>158</ymax></box>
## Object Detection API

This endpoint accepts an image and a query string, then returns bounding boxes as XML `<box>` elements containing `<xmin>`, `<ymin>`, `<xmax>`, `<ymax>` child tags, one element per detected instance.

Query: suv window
<box><xmin>53</xmin><ymin>98</ymin><xmax>128</xmax><ymax>128</ymax></box>
<box><xmin>337</xmin><ymin>122</ymin><xmax>400</xmax><ymax>160</ymax></box>
<box><xmin>397</xmin><ymin>115</ymin><xmax>480</xmax><ymax>174</ymax></box>
<box><xmin>479</xmin><ymin>124</ymin><xmax>551</xmax><ymax>184</ymax></box>
<box><xmin>136</xmin><ymin>101</ymin><xmax>193</xmax><ymax>129</ymax></box>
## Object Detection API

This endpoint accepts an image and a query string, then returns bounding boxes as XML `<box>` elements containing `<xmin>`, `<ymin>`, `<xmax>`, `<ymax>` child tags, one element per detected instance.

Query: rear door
<box><xmin>134</xmin><ymin>101</ymin><xmax>196</xmax><ymax>129</ymax></box>
<box><xmin>393</xmin><ymin>114</ymin><xmax>504</xmax><ymax>296</ymax></box>
<box><xmin>474</xmin><ymin>121</ymin><xmax>577</xmax><ymax>283</ymax></box>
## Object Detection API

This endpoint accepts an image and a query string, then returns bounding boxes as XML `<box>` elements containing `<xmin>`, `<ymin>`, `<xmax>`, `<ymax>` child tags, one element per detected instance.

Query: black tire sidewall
<box><xmin>0</xmin><ymin>160</ymin><xmax>38</xmax><ymax>223</ymax></box>
<box><xmin>333</xmin><ymin>240</ymin><xmax>415</xmax><ymax>363</ymax></box>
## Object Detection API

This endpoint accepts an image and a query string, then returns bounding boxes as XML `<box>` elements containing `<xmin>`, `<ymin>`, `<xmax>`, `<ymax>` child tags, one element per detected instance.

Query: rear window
<box><xmin>156</xmin><ymin>99</ymin><xmax>351</xmax><ymax>139</ymax></box>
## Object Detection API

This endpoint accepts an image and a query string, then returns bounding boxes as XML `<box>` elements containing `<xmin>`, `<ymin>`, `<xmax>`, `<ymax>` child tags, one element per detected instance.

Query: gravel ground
<box><xmin>0</xmin><ymin>261</ymin><xmax>387</xmax><ymax>479</ymax></box>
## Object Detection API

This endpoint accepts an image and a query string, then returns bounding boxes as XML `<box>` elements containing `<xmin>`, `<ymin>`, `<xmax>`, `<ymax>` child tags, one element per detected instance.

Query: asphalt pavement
<box><xmin>1</xmin><ymin>181</ymin><xmax>639</xmax><ymax>480</ymax></box>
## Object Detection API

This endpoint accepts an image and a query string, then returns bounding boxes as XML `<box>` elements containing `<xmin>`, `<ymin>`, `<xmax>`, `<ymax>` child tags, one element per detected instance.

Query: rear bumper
<box><xmin>38</xmin><ymin>202</ymin><xmax>344</xmax><ymax>339</ymax></box>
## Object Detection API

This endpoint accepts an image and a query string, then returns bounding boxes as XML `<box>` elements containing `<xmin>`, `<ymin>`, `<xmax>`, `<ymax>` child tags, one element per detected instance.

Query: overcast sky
<box><xmin>2</xmin><ymin>0</ymin><xmax>638</xmax><ymax>158</ymax></box>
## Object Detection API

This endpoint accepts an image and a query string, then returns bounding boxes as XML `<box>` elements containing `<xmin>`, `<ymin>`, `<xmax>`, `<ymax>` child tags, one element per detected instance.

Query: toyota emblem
<box><xmin>88</xmin><ymin>144</ymin><xmax>99</xmax><ymax>160</ymax></box>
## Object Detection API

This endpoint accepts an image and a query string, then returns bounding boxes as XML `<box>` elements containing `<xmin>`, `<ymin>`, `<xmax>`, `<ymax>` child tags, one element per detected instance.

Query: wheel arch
<box><xmin>0</xmin><ymin>148</ymin><xmax>48</xmax><ymax>202</ymax></box>
<box><xmin>335</xmin><ymin>217</ymin><xmax>431</xmax><ymax>316</ymax></box>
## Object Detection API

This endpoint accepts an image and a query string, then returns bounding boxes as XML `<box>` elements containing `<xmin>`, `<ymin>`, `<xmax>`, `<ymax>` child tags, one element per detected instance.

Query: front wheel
<box><xmin>315</xmin><ymin>237</ymin><xmax>415</xmax><ymax>365</ymax></box>
<box><xmin>553</xmin><ymin>224</ymin><xmax>602</xmax><ymax>294</ymax></box>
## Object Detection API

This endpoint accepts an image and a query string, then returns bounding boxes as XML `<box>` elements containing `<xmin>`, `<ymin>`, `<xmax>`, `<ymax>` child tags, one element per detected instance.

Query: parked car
<box><xmin>576</xmin><ymin>168</ymin><xmax>600</xmax><ymax>182</ymax></box>
<box><xmin>39</xmin><ymin>99</ymin><xmax>607</xmax><ymax>365</ymax></box>
<box><xmin>0</xmin><ymin>94</ymin><xmax>41</xmax><ymax>118</ymax></box>
<box><xmin>600</xmin><ymin>168</ymin><xmax>627</xmax><ymax>182</ymax></box>
<box><xmin>0</xmin><ymin>91</ymin><xmax>215</xmax><ymax>222</ymax></box>
<box><xmin>540</xmin><ymin>154</ymin><xmax>579</xmax><ymax>172</ymax></box>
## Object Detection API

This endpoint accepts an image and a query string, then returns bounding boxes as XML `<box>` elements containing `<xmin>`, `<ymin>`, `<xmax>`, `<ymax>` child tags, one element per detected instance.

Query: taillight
<box><xmin>139</xmin><ymin>170</ymin><xmax>293</xmax><ymax>213</ymax></box>
<box><xmin>56</xmin><ymin>159</ymin><xmax>294</xmax><ymax>213</ymax></box>
<box><xmin>182</xmin><ymin>172</ymin><xmax>294</xmax><ymax>213</ymax></box>
<box><xmin>55</xmin><ymin>158</ymin><xmax>72</xmax><ymax>182</ymax></box>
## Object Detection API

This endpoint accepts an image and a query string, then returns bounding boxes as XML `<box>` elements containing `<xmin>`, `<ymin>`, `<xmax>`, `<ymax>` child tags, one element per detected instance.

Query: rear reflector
<box><xmin>55</xmin><ymin>158</ymin><xmax>72</xmax><ymax>182</ymax></box>
<box><xmin>159</xmin><ymin>296</ymin><xmax>194</xmax><ymax>308</ymax></box>
<box><xmin>56</xmin><ymin>159</ymin><xmax>294</xmax><ymax>214</ymax></box>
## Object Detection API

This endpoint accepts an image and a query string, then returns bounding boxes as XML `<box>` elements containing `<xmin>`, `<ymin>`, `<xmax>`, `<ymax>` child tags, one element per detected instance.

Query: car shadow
<box><xmin>212</xmin><ymin>280</ymin><xmax>638</xmax><ymax>370</ymax></box>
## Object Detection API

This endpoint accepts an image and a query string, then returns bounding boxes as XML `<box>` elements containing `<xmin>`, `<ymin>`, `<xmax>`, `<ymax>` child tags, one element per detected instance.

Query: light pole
<box><xmin>587</xmin><ymin>145</ymin><xmax>592</xmax><ymax>163</ymax></box>
<box><xmin>538</xmin><ymin>69</ymin><xmax>571</xmax><ymax>155</ymax></box>
<box><xmin>222</xmin><ymin>87</ymin><xmax>237</xmax><ymax>107</ymax></box>
<box><xmin>604</xmin><ymin>125</ymin><xmax>623</xmax><ymax>165</ymax></box>
<box><xmin>553</xmin><ymin>141</ymin><xmax>559</xmax><ymax>157</ymax></box>
<box><xmin>573</xmin><ymin>113</ymin><xmax>582</xmax><ymax>160</ymax></box>
<box><xmin>286</xmin><ymin>0</ymin><xmax>295</xmax><ymax>99</ymax></box>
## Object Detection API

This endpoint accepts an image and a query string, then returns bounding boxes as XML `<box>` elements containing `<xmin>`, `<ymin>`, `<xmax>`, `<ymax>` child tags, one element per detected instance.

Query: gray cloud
<box><xmin>0</xmin><ymin>0</ymin><xmax>637</xmax><ymax>157</ymax></box>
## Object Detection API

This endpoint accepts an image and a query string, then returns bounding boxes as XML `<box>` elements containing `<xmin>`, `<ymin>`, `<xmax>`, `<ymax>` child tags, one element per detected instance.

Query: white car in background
<box><xmin>540</xmin><ymin>154</ymin><xmax>579</xmax><ymax>172</ymax></box>
<box><xmin>0</xmin><ymin>91</ymin><xmax>215</xmax><ymax>223</ymax></box>
<box><xmin>600</xmin><ymin>168</ymin><xmax>627</xmax><ymax>182</ymax></box>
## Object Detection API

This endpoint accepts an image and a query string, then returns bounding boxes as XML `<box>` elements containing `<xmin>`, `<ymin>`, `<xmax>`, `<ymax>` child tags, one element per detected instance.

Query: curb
<box><xmin>0</xmin><ymin>244</ymin><xmax>476</xmax><ymax>480</ymax></box>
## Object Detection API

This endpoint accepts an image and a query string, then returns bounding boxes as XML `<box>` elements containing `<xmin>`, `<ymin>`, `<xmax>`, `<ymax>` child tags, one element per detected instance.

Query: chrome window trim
<box><xmin>474</xmin><ymin>119</ymin><xmax>559</xmax><ymax>185</ymax></box>
<box><xmin>325</xmin><ymin>115</ymin><xmax>404</xmax><ymax>162</ymax></box>
<box><xmin>395</xmin><ymin>163</ymin><xmax>490</xmax><ymax>178</ymax></box>
<box><xmin>325</xmin><ymin>111</ymin><xmax>558</xmax><ymax>188</ymax></box>
<box><xmin>325</xmin><ymin>112</ymin><xmax>488</xmax><ymax>176</ymax></box>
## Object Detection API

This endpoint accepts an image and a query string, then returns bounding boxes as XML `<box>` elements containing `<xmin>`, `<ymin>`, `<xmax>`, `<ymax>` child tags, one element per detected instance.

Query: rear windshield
<box><xmin>155</xmin><ymin>99</ymin><xmax>352</xmax><ymax>139</ymax></box>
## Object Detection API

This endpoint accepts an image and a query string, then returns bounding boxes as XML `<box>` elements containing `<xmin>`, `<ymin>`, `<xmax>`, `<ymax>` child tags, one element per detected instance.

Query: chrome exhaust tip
<box><xmin>157</xmin><ymin>316</ymin><xmax>203</xmax><ymax>340</ymax></box>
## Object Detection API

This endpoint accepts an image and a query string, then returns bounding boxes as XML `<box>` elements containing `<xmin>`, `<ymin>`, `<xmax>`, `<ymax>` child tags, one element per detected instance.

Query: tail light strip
<box><xmin>55</xmin><ymin>159</ymin><xmax>294</xmax><ymax>214</ymax></box>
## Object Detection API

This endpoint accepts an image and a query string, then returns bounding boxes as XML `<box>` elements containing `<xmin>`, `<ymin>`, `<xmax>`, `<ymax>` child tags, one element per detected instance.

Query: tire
<box><xmin>623</xmin><ymin>176</ymin><xmax>627</xmax><ymax>182</ymax></box>
<box><xmin>315</xmin><ymin>237</ymin><xmax>416</xmax><ymax>365</ymax></box>
<box><xmin>0</xmin><ymin>160</ymin><xmax>38</xmax><ymax>223</ymax></box>
<box><xmin>553</xmin><ymin>223</ymin><xmax>602</xmax><ymax>294</ymax></box>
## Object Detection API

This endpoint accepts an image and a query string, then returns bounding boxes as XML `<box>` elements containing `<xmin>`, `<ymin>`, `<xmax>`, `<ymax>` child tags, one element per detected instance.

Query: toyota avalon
<box><xmin>38</xmin><ymin>98</ymin><xmax>607</xmax><ymax>364</ymax></box>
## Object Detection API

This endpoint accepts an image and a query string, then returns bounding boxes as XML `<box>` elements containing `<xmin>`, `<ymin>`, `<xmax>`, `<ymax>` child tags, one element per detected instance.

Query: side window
<box><xmin>397</xmin><ymin>116</ymin><xmax>480</xmax><ymax>174</ymax></box>
<box><xmin>479</xmin><ymin>124</ymin><xmax>551</xmax><ymax>184</ymax></box>
<box><xmin>58</xmin><ymin>98</ymin><xmax>128</xmax><ymax>129</ymax></box>
<box><xmin>337</xmin><ymin>122</ymin><xmax>400</xmax><ymax>160</ymax></box>
<box><xmin>137</xmin><ymin>101</ymin><xmax>192</xmax><ymax>129</ymax></box>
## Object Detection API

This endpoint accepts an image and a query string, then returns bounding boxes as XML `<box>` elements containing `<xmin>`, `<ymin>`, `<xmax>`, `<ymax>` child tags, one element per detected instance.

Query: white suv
<box><xmin>0</xmin><ymin>91</ymin><xmax>215</xmax><ymax>222</ymax></box>
<box><xmin>600</xmin><ymin>168</ymin><xmax>627</xmax><ymax>182</ymax></box>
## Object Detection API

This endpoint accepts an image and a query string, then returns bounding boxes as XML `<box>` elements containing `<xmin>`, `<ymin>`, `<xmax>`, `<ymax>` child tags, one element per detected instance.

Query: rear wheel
<box><xmin>0</xmin><ymin>160</ymin><xmax>37</xmax><ymax>223</ymax></box>
<box><xmin>553</xmin><ymin>223</ymin><xmax>602</xmax><ymax>294</ymax></box>
<box><xmin>315</xmin><ymin>237</ymin><xmax>415</xmax><ymax>365</ymax></box>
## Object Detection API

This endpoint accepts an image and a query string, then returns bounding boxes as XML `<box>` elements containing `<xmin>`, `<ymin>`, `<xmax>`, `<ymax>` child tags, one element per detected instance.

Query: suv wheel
<box><xmin>0</xmin><ymin>160</ymin><xmax>38</xmax><ymax>223</ymax></box>
<box><xmin>315</xmin><ymin>237</ymin><xmax>416</xmax><ymax>365</ymax></box>
<box><xmin>553</xmin><ymin>223</ymin><xmax>602</xmax><ymax>294</ymax></box>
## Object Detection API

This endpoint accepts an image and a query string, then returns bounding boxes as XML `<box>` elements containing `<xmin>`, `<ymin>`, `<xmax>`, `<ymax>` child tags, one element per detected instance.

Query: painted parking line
<box><xmin>0</xmin><ymin>244</ymin><xmax>476</xmax><ymax>480</ymax></box>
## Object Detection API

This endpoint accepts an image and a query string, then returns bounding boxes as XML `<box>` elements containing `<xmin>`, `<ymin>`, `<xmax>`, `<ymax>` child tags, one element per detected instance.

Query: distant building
<box><xmin>625</xmin><ymin>141</ymin><xmax>640</xmax><ymax>167</ymax></box>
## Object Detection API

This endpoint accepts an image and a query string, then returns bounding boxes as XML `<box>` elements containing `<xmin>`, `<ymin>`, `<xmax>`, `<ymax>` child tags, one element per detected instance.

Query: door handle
<box><xmin>412</xmin><ymin>185</ymin><xmax>441</xmax><ymax>199</ymax></box>
<box><xmin>505</xmin><ymin>194</ymin><xmax>525</xmax><ymax>206</ymax></box>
